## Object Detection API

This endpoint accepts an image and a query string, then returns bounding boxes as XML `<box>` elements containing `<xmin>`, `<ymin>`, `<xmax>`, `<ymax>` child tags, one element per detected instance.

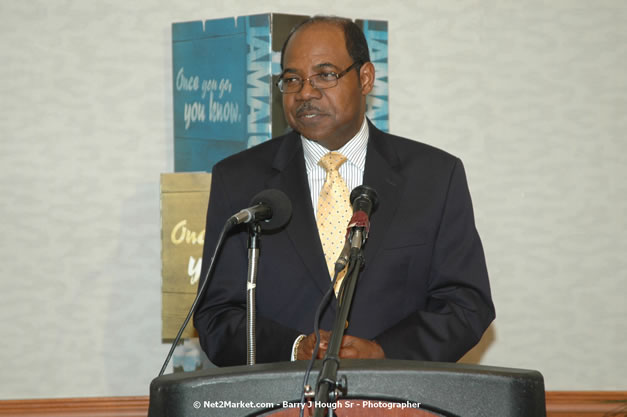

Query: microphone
<box><xmin>335</xmin><ymin>185</ymin><xmax>378</xmax><ymax>271</ymax></box>
<box><xmin>350</xmin><ymin>185</ymin><xmax>378</xmax><ymax>225</ymax></box>
<box><xmin>228</xmin><ymin>189</ymin><xmax>292</xmax><ymax>231</ymax></box>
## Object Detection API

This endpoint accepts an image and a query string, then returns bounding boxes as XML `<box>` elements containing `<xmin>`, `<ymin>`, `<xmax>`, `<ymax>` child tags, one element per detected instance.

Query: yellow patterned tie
<box><xmin>317</xmin><ymin>152</ymin><xmax>352</xmax><ymax>292</ymax></box>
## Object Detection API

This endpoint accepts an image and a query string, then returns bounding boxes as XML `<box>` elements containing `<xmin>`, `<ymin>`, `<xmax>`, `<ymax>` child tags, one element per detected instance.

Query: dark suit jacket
<box><xmin>194</xmin><ymin>121</ymin><xmax>495</xmax><ymax>366</ymax></box>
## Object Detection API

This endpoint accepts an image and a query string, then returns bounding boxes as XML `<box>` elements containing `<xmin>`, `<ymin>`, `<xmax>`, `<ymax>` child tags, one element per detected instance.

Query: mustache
<box><xmin>295</xmin><ymin>102</ymin><xmax>323</xmax><ymax>116</ymax></box>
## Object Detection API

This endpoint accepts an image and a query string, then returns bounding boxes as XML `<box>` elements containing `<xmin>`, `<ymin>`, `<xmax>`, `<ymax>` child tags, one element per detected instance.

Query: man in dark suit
<box><xmin>194</xmin><ymin>16</ymin><xmax>495</xmax><ymax>366</ymax></box>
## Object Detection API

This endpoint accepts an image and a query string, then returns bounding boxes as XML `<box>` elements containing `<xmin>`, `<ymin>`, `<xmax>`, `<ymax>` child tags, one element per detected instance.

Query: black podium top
<box><xmin>148</xmin><ymin>360</ymin><xmax>545</xmax><ymax>417</ymax></box>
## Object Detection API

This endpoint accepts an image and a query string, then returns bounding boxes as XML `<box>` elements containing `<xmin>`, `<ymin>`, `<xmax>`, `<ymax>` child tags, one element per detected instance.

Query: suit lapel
<box><xmin>265</xmin><ymin>132</ymin><xmax>336</xmax><ymax>298</ymax></box>
<box><xmin>361</xmin><ymin>122</ymin><xmax>403</xmax><ymax>265</ymax></box>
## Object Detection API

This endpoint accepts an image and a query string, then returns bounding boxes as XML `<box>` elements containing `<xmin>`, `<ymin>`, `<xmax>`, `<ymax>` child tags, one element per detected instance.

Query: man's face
<box><xmin>281</xmin><ymin>23</ymin><xmax>374</xmax><ymax>150</ymax></box>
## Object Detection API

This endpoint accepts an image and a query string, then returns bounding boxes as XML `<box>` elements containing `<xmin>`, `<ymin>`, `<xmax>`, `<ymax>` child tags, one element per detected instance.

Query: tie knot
<box><xmin>319</xmin><ymin>152</ymin><xmax>347</xmax><ymax>172</ymax></box>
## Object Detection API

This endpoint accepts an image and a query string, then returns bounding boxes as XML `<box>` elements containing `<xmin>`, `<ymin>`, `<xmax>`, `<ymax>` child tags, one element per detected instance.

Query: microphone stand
<box><xmin>246</xmin><ymin>222</ymin><xmax>261</xmax><ymax>366</ymax></box>
<box><xmin>312</xmin><ymin>241</ymin><xmax>365</xmax><ymax>417</ymax></box>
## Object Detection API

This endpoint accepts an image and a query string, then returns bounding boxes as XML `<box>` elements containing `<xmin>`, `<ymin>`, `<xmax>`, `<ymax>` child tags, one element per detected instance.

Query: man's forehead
<box><xmin>281</xmin><ymin>62</ymin><xmax>340</xmax><ymax>75</ymax></box>
<box><xmin>283</xmin><ymin>23</ymin><xmax>349</xmax><ymax>69</ymax></box>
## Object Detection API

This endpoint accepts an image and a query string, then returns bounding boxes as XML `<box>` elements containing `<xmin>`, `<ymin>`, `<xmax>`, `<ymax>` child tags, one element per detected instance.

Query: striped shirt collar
<box><xmin>301</xmin><ymin>117</ymin><xmax>369</xmax><ymax>173</ymax></box>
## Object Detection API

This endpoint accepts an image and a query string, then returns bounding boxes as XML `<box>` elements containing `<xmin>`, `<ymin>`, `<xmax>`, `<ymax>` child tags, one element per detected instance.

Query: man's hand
<box><xmin>296</xmin><ymin>330</ymin><xmax>385</xmax><ymax>360</ymax></box>
<box><xmin>335</xmin><ymin>334</ymin><xmax>385</xmax><ymax>359</ymax></box>
<box><xmin>296</xmin><ymin>330</ymin><xmax>330</xmax><ymax>360</ymax></box>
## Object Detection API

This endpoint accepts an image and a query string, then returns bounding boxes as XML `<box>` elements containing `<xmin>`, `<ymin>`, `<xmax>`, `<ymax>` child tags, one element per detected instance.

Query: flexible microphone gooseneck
<box><xmin>243</xmin><ymin>190</ymin><xmax>291</xmax><ymax>365</ymax></box>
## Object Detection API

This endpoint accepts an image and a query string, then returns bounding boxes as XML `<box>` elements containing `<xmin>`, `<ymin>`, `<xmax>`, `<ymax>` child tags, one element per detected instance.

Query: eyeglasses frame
<box><xmin>276</xmin><ymin>62</ymin><xmax>361</xmax><ymax>94</ymax></box>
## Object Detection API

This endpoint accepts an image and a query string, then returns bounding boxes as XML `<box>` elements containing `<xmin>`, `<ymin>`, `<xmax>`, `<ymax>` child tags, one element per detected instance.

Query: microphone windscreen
<box><xmin>249</xmin><ymin>189</ymin><xmax>292</xmax><ymax>231</ymax></box>
<box><xmin>350</xmin><ymin>185</ymin><xmax>379</xmax><ymax>213</ymax></box>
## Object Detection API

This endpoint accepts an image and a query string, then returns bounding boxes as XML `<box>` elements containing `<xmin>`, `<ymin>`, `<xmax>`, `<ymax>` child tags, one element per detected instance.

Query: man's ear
<box><xmin>359</xmin><ymin>62</ymin><xmax>376</xmax><ymax>95</ymax></box>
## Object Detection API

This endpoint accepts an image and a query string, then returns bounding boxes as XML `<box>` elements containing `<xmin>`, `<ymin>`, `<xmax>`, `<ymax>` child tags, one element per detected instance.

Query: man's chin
<box><xmin>293</xmin><ymin>125</ymin><xmax>330</xmax><ymax>142</ymax></box>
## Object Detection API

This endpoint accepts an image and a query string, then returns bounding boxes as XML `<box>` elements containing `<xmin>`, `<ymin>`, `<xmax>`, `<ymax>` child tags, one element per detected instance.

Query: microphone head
<box><xmin>350</xmin><ymin>185</ymin><xmax>378</xmax><ymax>214</ymax></box>
<box><xmin>249</xmin><ymin>189</ymin><xmax>292</xmax><ymax>231</ymax></box>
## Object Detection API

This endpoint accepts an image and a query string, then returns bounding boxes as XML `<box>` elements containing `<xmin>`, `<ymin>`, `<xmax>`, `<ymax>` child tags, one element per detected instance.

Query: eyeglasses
<box><xmin>276</xmin><ymin>62</ymin><xmax>360</xmax><ymax>94</ymax></box>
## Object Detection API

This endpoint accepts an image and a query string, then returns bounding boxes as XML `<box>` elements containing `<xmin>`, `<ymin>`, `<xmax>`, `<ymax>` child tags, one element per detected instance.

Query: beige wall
<box><xmin>0</xmin><ymin>0</ymin><xmax>625</xmax><ymax>398</ymax></box>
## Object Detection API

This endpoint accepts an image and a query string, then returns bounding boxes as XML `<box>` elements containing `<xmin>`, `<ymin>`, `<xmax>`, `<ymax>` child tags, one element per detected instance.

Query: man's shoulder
<box><xmin>213</xmin><ymin>132</ymin><xmax>295</xmax><ymax>173</ymax></box>
<box><xmin>371</xmin><ymin>128</ymin><xmax>460</xmax><ymax>167</ymax></box>
<box><xmin>388</xmin><ymin>132</ymin><xmax>454</xmax><ymax>155</ymax></box>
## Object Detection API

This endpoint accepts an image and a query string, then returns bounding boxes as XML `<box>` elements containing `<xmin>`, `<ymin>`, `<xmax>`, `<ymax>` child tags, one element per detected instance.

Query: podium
<box><xmin>148</xmin><ymin>360</ymin><xmax>546</xmax><ymax>416</ymax></box>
